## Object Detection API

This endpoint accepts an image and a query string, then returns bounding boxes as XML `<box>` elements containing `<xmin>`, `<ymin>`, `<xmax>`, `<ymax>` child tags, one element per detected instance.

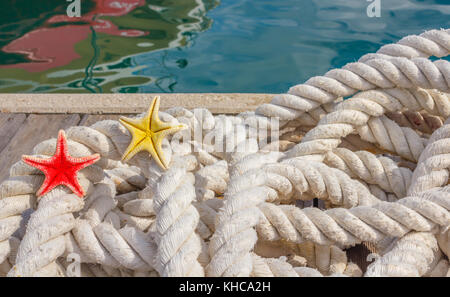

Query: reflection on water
<box><xmin>0</xmin><ymin>0</ymin><xmax>219</xmax><ymax>93</ymax></box>
<box><xmin>0</xmin><ymin>0</ymin><xmax>448</xmax><ymax>93</ymax></box>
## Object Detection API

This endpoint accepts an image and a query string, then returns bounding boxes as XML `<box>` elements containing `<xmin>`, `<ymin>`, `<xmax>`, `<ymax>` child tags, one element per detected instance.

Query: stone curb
<box><xmin>0</xmin><ymin>93</ymin><xmax>274</xmax><ymax>114</ymax></box>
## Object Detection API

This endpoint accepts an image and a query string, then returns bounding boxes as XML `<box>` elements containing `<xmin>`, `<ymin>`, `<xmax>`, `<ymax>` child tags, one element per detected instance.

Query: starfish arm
<box><xmin>63</xmin><ymin>173</ymin><xmax>86</xmax><ymax>198</ymax></box>
<box><xmin>119</xmin><ymin>119</ymin><xmax>148</xmax><ymax>162</ymax></box>
<box><xmin>22</xmin><ymin>155</ymin><xmax>54</xmax><ymax>170</ymax></box>
<box><xmin>36</xmin><ymin>172</ymin><xmax>60</xmax><ymax>197</ymax></box>
<box><xmin>22</xmin><ymin>155</ymin><xmax>59</xmax><ymax>196</ymax></box>
<box><xmin>156</xmin><ymin>124</ymin><xmax>187</xmax><ymax>138</ymax></box>
<box><xmin>69</xmin><ymin>154</ymin><xmax>101</xmax><ymax>170</ymax></box>
<box><xmin>129</xmin><ymin>138</ymin><xmax>167</xmax><ymax>169</ymax></box>
<box><xmin>153</xmin><ymin>119</ymin><xmax>183</xmax><ymax>132</ymax></box>
<box><xmin>119</xmin><ymin>112</ymin><xmax>150</xmax><ymax>133</ymax></box>
<box><xmin>151</xmin><ymin>133</ymin><xmax>171</xmax><ymax>169</ymax></box>
<box><xmin>152</xmin><ymin>124</ymin><xmax>186</xmax><ymax>169</ymax></box>
<box><xmin>122</xmin><ymin>142</ymin><xmax>142</xmax><ymax>162</ymax></box>
<box><xmin>149</xmin><ymin>150</ymin><xmax>167</xmax><ymax>170</ymax></box>
<box><xmin>55</xmin><ymin>130</ymin><xmax>68</xmax><ymax>159</ymax></box>
<box><xmin>149</xmin><ymin>96</ymin><xmax>167</xmax><ymax>131</ymax></box>
<box><xmin>151</xmin><ymin>97</ymin><xmax>185</xmax><ymax>132</ymax></box>
<box><xmin>148</xmin><ymin>96</ymin><xmax>159</xmax><ymax>131</ymax></box>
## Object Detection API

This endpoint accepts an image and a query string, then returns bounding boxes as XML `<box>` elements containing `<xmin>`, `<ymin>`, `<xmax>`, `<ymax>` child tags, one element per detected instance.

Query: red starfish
<box><xmin>22</xmin><ymin>130</ymin><xmax>100</xmax><ymax>198</ymax></box>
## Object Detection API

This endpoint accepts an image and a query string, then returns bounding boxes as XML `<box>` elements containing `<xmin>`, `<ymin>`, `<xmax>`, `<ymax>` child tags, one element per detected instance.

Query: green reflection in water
<box><xmin>0</xmin><ymin>0</ymin><xmax>219</xmax><ymax>93</ymax></box>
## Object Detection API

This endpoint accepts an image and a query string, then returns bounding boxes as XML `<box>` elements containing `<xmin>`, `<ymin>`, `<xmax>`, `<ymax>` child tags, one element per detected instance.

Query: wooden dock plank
<box><xmin>79</xmin><ymin>114</ymin><xmax>123</xmax><ymax>127</ymax></box>
<box><xmin>0</xmin><ymin>114</ymin><xmax>81</xmax><ymax>183</ymax></box>
<box><xmin>0</xmin><ymin>113</ymin><xmax>27</xmax><ymax>154</ymax></box>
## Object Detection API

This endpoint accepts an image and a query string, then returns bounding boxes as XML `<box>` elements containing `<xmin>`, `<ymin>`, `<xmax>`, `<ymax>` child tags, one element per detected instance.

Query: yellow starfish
<box><xmin>119</xmin><ymin>96</ymin><xmax>186</xmax><ymax>169</ymax></box>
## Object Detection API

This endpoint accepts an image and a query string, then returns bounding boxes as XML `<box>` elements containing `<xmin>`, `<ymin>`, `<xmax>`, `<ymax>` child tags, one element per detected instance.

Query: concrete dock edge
<box><xmin>0</xmin><ymin>93</ymin><xmax>275</xmax><ymax>114</ymax></box>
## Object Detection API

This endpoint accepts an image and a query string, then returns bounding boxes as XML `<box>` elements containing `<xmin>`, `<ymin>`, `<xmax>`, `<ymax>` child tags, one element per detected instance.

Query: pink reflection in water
<box><xmin>1</xmin><ymin>0</ymin><xmax>147</xmax><ymax>72</ymax></box>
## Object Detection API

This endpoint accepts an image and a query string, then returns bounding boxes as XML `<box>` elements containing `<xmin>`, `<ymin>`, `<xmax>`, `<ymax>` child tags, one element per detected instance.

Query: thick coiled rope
<box><xmin>152</xmin><ymin>167</ymin><xmax>204</xmax><ymax>277</ymax></box>
<box><xmin>286</xmin><ymin>88</ymin><xmax>449</xmax><ymax>161</ymax></box>
<box><xmin>409</xmin><ymin>119</ymin><xmax>450</xmax><ymax>195</ymax></box>
<box><xmin>256</xmin><ymin>29</ymin><xmax>450</xmax><ymax>122</ymax></box>
<box><xmin>323</xmin><ymin>148</ymin><xmax>413</xmax><ymax>198</ymax></box>
<box><xmin>366</xmin><ymin>119</ymin><xmax>450</xmax><ymax>276</ymax></box>
<box><xmin>207</xmin><ymin>163</ymin><xmax>449</xmax><ymax>276</ymax></box>
<box><xmin>386</xmin><ymin>110</ymin><xmax>444</xmax><ymax>135</ymax></box>
<box><xmin>8</xmin><ymin>189</ymin><xmax>85</xmax><ymax>277</ymax></box>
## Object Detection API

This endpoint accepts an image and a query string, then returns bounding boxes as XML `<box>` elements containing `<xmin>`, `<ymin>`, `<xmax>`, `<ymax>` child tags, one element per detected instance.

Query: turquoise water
<box><xmin>0</xmin><ymin>0</ymin><xmax>449</xmax><ymax>93</ymax></box>
<box><xmin>137</xmin><ymin>0</ymin><xmax>450</xmax><ymax>93</ymax></box>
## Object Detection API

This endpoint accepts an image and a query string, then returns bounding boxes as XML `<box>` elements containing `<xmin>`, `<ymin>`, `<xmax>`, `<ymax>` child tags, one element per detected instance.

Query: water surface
<box><xmin>0</xmin><ymin>0</ymin><xmax>448</xmax><ymax>93</ymax></box>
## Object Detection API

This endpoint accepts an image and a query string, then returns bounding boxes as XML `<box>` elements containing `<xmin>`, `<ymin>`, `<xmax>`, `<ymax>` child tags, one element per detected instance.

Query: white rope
<box><xmin>286</xmin><ymin>89</ymin><xmax>449</xmax><ymax>161</ymax></box>
<box><xmin>409</xmin><ymin>119</ymin><xmax>450</xmax><ymax>195</ymax></box>
<box><xmin>365</xmin><ymin>232</ymin><xmax>441</xmax><ymax>277</ymax></box>
<box><xmin>8</xmin><ymin>188</ymin><xmax>85</xmax><ymax>277</ymax></box>
<box><xmin>207</xmin><ymin>174</ymin><xmax>449</xmax><ymax>276</ymax></box>
<box><xmin>153</xmin><ymin>167</ymin><xmax>204</xmax><ymax>277</ymax></box>
<box><xmin>256</xmin><ymin>29</ymin><xmax>450</xmax><ymax>121</ymax></box>
<box><xmin>323</xmin><ymin>148</ymin><xmax>412</xmax><ymax>198</ymax></box>
<box><xmin>366</xmin><ymin>119</ymin><xmax>450</xmax><ymax>276</ymax></box>
<box><xmin>386</xmin><ymin>110</ymin><xmax>443</xmax><ymax>135</ymax></box>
